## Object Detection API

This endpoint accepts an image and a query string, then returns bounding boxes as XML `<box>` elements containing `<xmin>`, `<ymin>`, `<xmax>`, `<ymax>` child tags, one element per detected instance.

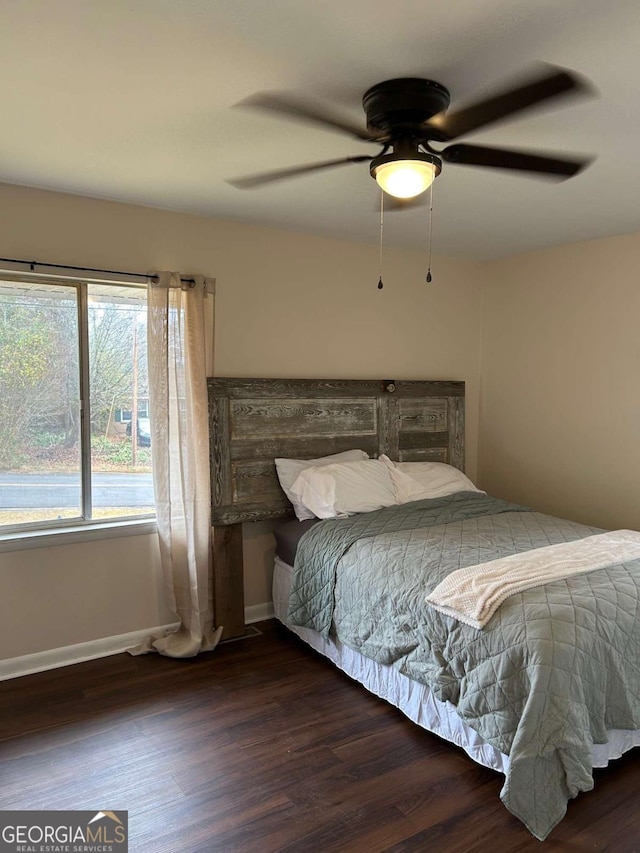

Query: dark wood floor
<box><xmin>1</xmin><ymin>620</ymin><xmax>640</xmax><ymax>853</ymax></box>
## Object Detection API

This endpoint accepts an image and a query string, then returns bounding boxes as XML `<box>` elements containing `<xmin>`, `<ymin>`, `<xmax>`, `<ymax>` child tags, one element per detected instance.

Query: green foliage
<box><xmin>91</xmin><ymin>435</ymin><xmax>152</xmax><ymax>469</ymax></box>
<box><xmin>0</xmin><ymin>327</ymin><xmax>48</xmax><ymax>388</ymax></box>
<box><xmin>0</xmin><ymin>297</ymin><xmax>57</xmax><ymax>467</ymax></box>
<box><xmin>29</xmin><ymin>430</ymin><xmax>68</xmax><ymax>449</ymax></box>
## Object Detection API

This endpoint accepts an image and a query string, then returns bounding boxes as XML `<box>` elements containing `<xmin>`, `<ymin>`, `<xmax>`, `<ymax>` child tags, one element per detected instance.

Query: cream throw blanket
<box><xmin>426</xmin><ymin>530</ymin><xmax>640</xmax><ymax>629</ymax></box>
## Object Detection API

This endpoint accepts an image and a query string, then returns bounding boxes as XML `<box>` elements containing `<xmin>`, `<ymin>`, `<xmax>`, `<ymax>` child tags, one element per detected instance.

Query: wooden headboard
<box><xmin>208</xmin><ymin>377</ymin><xmax>465</xmax><ymax>525</ymax></box>
<box><xmin>207</xmin><ymin>377</ymin><xmax>465</xmax><ymax>639</ymax></box>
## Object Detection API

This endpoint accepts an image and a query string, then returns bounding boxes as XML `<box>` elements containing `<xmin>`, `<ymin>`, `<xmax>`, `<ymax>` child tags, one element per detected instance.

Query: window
<box><xmin>0</xmin><ymin>275</ymin><xmax>155</xmax><ymax>533</ymax></box>
<box><xmin>114</xmin><ymin>401</ymin><xmax>149</xmax><ymax>423</ymax></box>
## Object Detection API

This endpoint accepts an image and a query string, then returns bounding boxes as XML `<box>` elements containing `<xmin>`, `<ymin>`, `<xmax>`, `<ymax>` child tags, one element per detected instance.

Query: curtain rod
<box><xmin>0</xmin><ymin>257</ymin><xmax>196</xmax><ymax>285</ymax></box>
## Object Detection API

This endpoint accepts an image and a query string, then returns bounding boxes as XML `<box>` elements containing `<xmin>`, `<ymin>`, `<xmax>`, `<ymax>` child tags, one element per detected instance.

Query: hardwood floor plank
<box><xmin>275</xmin><ymin>802</ymin><xmax>418</xmax><ymax>853</ymax></box>
<box><xmin>2</xmin><ymin>619</ymin><xmax>640</xmax><ymax>852</ymax></box>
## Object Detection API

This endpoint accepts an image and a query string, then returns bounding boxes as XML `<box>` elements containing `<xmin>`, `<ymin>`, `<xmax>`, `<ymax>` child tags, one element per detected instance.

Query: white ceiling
<box><xmin>1</xmin><ymin>0</ymin><xmax>638</xmax><ymax>260</ymax></box>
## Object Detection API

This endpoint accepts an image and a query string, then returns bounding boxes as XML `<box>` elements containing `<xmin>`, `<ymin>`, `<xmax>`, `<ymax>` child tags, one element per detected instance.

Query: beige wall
<box><xmin>1</xmin><ymin>534</ymin><xmax>168</xmax><ymax>660</ymax></box>
<box><xmin>479</xmin><ymin>232</ymin><xmax>640</xmax><ymax>531</ymax></box>
<box><xmin>0</xmin><ymin>182</ymin><xmax>485</xmax><ymax>659</ymax></box>
<box><xmin>4</xmin><ymin>181</ymin><xmax>638</xmax><ymax>664</ymax></box>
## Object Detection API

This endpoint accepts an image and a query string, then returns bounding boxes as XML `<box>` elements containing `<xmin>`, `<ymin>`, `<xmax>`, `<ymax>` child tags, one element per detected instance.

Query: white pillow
<box><xmin>289</xmin><ymin>459</ymin><xmax>397</xmax><ymax>519</ymax></box>
<box><xmin>275</xmin><ymin>449</ymin><xmax>369</xmax><ymax>520</ymax></box>
<box><xmin>379</xmin><ymin>455</ymin><xmax>484</xmax><ymax>504</ymax></box>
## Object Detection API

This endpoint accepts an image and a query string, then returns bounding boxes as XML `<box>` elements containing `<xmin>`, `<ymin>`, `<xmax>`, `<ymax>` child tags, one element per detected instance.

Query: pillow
<box><xmin>289</xmin><ymin>459</ymin><xmax>397</xmax><ymax>519</ymax></box>
<box><xmin>275</xmin><ymin>449</ymin><xmax>369</xmax><ymax>520</ymax></box>
<box><xmin>379</xmin><ymin>455</ymin><xmax>484</xmax><ymax>504</ymax></box>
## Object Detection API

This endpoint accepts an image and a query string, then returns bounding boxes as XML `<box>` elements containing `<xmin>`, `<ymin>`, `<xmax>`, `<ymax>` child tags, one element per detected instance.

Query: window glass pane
<box><xmin>0</xmin><ymin>280</ymin><xmax>82</xmax><ymax>527</ymax></box>
<box><xmin>87</xmin><ymin>284</ymin><xmax>154</xmax><ymax>519</ymax></box>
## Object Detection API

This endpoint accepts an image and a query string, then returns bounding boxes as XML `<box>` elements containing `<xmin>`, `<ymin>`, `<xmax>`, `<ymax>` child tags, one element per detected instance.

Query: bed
<box><xmin>207</xmin><ymin>377</ymin><xmax>640</xmax><ymax>841</ymax></box>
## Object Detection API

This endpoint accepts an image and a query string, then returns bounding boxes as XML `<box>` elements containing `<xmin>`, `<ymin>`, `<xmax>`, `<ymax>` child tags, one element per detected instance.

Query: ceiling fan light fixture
<box><xmin>370</xmin><ymin>151</ymin><xmax>442</xmax><ymax>199</ymax></box>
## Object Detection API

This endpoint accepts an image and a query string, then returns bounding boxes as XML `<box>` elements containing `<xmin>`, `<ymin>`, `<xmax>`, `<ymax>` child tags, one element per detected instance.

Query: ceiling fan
<box><xmin>228</xmin><ymin>65</ymin><xmax>594</xmax><ymax>200</ymax></box>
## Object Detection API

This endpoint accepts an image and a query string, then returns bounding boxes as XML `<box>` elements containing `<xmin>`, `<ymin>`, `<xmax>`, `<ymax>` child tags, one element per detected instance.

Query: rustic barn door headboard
<box><xmin>207</xmin><ymin>378</ymin><xmax>465</xmax><ymax>639</ymax></box>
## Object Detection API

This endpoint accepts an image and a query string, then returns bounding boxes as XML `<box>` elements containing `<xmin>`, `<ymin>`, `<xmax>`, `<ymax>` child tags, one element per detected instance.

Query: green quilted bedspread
<box><xmin>287</xmin><ymin>492</ymin><xmax>640</xmax><ymax>839</ymax></box>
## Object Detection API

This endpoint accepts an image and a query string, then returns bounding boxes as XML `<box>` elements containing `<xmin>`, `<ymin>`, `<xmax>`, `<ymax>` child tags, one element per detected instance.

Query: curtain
<box><xmin>136</xmin><ymin>271</ymin><xmax>222</xmax><ymax>658</ymax></box>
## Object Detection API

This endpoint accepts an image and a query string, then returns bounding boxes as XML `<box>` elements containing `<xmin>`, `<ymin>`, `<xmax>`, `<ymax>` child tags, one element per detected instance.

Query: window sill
<box><xmin>0</xmin><ymin>518</ymin><xmax>158</xmax><ymax>553</ymax></box>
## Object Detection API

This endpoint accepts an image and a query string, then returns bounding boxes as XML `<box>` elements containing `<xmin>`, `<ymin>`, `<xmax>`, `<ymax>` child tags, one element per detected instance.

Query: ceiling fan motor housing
<box><xmin>363</xmin><ymin>78</ymin><xmax>451</xmax><ymax>138</ymax></box>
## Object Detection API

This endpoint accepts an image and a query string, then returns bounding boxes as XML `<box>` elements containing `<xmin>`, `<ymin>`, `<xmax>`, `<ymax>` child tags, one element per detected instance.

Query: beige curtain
<box><xmin>137</xmin><ymin>271</ymin><xmax>222</xmax><ymax>658</ymax></box>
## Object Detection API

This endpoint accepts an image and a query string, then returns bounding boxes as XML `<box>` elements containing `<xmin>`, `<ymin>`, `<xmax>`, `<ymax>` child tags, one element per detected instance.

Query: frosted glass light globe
<box><xmin>374</xmin><ymin>160</ymin><xmax>436</xmax><ymax>199</ymax></box>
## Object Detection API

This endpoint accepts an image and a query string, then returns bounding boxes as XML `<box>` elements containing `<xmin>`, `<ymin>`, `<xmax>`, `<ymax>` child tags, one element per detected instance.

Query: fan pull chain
<box><xmin>426</xmin><ymin>181</ymin><xmax>434</xmax><ymax>283</ymax></box>
<box><xmin>377</xmin><ymin>190</ymin><xmax>384</xmax><ymax>289</ymax></box>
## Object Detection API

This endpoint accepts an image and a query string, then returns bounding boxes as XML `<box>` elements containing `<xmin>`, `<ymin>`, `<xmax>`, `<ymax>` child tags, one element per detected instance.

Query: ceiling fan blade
<box><xmin>227</xmin><ymin>155</ymin><xmax>372</xmax><ymax>189</ymax></box>
<box><xmin>235</xmin><ymin>92</ymin><xmax>378</xmax><ymax>142</ymax></box>
<box><xmin>427</xmin><ymin>65</ymin><xmax>592</xmax><ymax>141</ymax></box>
<box><xmin>441</xmin><ymin>143</ymin><xmax>591</xmax><ymax>178</ymax></box>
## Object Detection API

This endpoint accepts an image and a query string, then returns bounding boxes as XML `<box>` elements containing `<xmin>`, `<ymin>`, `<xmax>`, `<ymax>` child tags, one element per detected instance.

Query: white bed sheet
<box><xmin>273</xmin><ymin>555</ymin><xmax>640</xmax><ymax>773</ymax></box>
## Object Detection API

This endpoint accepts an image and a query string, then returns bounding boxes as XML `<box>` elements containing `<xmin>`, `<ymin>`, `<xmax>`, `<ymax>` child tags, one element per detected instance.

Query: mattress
<box><xmin>274</xmin><ymin>554</ymin><xmax>640</xmax><ymax>776</ymax></box>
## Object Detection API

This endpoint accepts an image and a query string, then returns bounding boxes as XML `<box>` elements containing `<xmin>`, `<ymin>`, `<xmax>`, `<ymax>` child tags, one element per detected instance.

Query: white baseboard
<box><xmin>1</xmin><ymin>604</ymin><xmax>276</xmax><ymax>681</ymax></box>
<box><xmin>244</xmin><ymin>601</ymin><xmax>275</xmax><ymax>624</ymax></box>
<box><xmin>0</xmin><ymin>622</ymin><xmax>180</xmax><ymax>682</ymax></box>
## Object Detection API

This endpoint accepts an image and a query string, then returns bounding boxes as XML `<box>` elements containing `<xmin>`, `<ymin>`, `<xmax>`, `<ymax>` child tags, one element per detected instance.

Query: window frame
<box><xmin>0</xmin><ymin>271</ymin><xmax>156</xmax><ymax>547</ymax></box>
